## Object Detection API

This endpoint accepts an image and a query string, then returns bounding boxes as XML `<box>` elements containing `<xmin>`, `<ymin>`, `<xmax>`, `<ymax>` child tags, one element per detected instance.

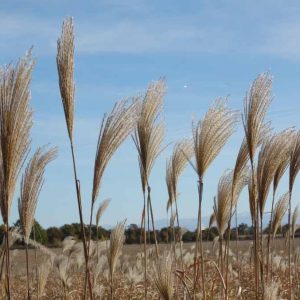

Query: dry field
<box><xmin>4</xmin><ymin>239</ymin><xmax>300</xmax><ymax>299</ymax></box>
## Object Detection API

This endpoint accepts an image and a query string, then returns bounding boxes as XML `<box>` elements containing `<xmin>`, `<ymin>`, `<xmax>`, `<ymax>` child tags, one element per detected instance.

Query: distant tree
<box><xmin>281</xmin><ymin>224</ymin><xmax>289</xmax><ymax>237</ymax></box>
<box><xmin>159</xmin><ymin>227</ymin><xmax>172</xmax><ymax>243</ymax></box>
<box><xmin>125</xmin><ymin>224</ymin><xmax>140</xmax><ymax>244</ymax></box>
<box><xmin>47</xmin><ymin>227</ymin><xmax>64</xmax><ymax>246</ymax></box>
<box><xmin>13</xmin><ymin>219</ymin><xmax>47</xmax><ymax>244</ymax></box>
<box><xmin>238</xmin><ymin>223</ymin><xmax>249</xmax><ymax>235</ymax></box>
<box><xmin>182</xmin><ymin>230</ymin><xmax>195</xmax><ymax>242</ymax></box>
<box><xmin>32</xmin><ymin>221</ymin><xmax>48</xmax><ymax>244</ymax></box>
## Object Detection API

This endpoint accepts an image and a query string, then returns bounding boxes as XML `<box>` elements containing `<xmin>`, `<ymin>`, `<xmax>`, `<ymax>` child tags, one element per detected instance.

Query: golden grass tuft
<box><xmin>152</xmin><ymin>252</ymin><xmax>174</xmax><ymax>300</ymax></box>
<box><xmin>133</xmin><ymin>79</ymin><xmax>166</xmax><ymax>192</ymax></box>
<box><xmin>166</xmin><ymin>139</ymin><xmax>193</xmax><ymax>207</ymax></box>
<box><xmin>243</xmin><ymin>73</ymin><xmax>272</xmax><ymax>164</ymax></box>
<box><xmin>96</xmin><ymin>198</ymin><xmax>111</xmax><ymax>228</ymax></box>
<box><xmin>214</xmin><ymin>169</ymin><xmax>249</xmax><ymax>237</ymax></box>
<box><xmin>18</xmin><ymin>146</ymin><xmax>57</xmax><ymax>243</ymax></box>
<box><xmin>92</xmin><ymin>99</ymin><xmax>140</xmax><ymax>205</ymax></box>
<box><xmin>56</xmin><ymin>17</ymin><xmax>75</xmax><ymax>141</ymax></box>
<box><xmin>257</xmin><ymin>130</ymin><xmax>292</xmax><ymax>216</ymax></box>
<box><xmin>0</xmin><ymin>51</ymin><xmax>34</xmax><ymax>224</ymax></box>
<box><xmin>271</xmin><ymin>192</ymin><xmax>289</xmax><ymax>238</ymax></box>
<box><xmin>192</xmin><ymin>98</ymin><xmax>238</xmax><ymax>178</ymax></box>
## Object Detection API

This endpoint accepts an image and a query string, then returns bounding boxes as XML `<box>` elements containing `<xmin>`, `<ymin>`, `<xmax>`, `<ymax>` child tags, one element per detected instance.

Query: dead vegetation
<box><xmin>0</xmin><ymin>17</ymin><xmax>300</xmax><ymax>300</ymax></box>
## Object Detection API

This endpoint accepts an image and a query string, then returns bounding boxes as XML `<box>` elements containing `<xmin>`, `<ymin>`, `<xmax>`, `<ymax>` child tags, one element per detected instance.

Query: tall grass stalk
<box><xmin>266</xmin><ymin>130</ymin><xmax>294</xmax><ymax>283</ymax></box>
<box><xmin>190</xmin><ymin>98</ymin><xmax>237</xmax><ymax>299</ymax></box>
<box><xmin>242</xmin><ymin>73</ymin><xmax>272</xmax><ymax>299</ymax></box>
<box><xmin>288</xmin><ymin>131</ymin><xmax>300</xmax><ymax>300</ymax></box>
<box><xmin>18</xmin><ymin>147</ymin><xmax>57</xmax><ymax>299</ymax></box>
<box><xmin>166</xmin><ymin>139</ymin><xmax>193</xmax><ymax>268</ymax></box>
<box><xmin>107</xmin><ymin>222</ymin><xmax>125</xmax><ymax>300</ymax></box>
<box><xmin>56</xmin><ymin>17</ymin><xmax>94</xmax><ymax>300</ymax></box>
<box><xmin>133</xmin><ymin>79</ymin><xmax>166</xmax><ymax>298</ymax></box>
<box><xmin>0</xmin><ymin>51</ymin><xmax>34</xmax><ymax>299</ymax></box>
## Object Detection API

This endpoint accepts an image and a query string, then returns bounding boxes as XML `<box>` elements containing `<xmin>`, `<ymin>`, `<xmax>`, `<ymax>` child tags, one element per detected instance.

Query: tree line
<box><xmin>0</xmin><ymin>220</ymin><xmax>295</xmax><ymax>247</ymax></box>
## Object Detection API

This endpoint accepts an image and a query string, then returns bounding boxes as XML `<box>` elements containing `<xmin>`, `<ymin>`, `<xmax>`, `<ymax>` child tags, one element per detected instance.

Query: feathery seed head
<box><xmin>193</xmin><ymin>98</ymin><xmax>238</xmax><ymax>178</ymax></box>
<box><xmin>92</xmin><ymin>98</ymin><xmax>140</xmax><ymax>204</ymax></box>
<box><xmin>107</xmin><ymin>221</ymin><xmax>125</xmax><ymax>279</ymax></box>
<box><xmin>257</xmin><ymin>131</ymin><xmax>292</xmax><ymax>215</ymax></box>
<box><xmin>166</xmin><ymin>139</ymin><xmax>193</xmax><ymax>206</ymax></box>
<box><xmin>0</xmin><ymin>51</ymin><xmax>34</xmax><ymax>224</ymax></box>
<box><xmin>133</xmin><ymin>79</ymin><xmax>166</xmax><ymax>192</ymax></box>
<box><xmin>289</xmin><ymin>131</ymin><xmax>300</xmax><ymax>193</ymax></box>
<box><xmin>152</xmin><ymin>251</ymin><xmax>174</xmax><ymax>300</ymax></box>
<box><xmin>57</xmin><ymin>17</ymin><xmax>75</xmax><ymax>141</ymax></box>
<box><xmin>18</xmin><ymin>146</ymin><xmax>57</xmax><ymax>243</ymax></box>
<box><xmin>271</xmin><ymin>192</ymin><xmax>289</xmax><ymax>238</ymax></box>
<box><xmin>243</xmin><ymin>73</ymin><xmax>272</xmax><ymax>164</ymax></box>
<box><xmin>214</xmin><ymin>169</ymin><xmax>249</xmax><ymax>237</ymax></box>
<box><xmin>96</xmin><ymin>198</ymin><xmax>111</xmax><ymax>227</ymax></box>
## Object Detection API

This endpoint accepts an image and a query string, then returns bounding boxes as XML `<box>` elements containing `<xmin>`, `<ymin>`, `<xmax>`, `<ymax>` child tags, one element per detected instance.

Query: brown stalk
<box><xmin>56</xmin><ymin>17</ymin><xmax>93</xmax><ymax>300</ymax></box>
<box><xmin>191</xmin><ymin>98</ymin><xmax>238</xmax><ymax>299</ymax></box>
<box><xmin>213</xmin><ymin>168</ymin><xmax>248</xmax><ymax>297</ymax></box>
<box><xmin>242</xmin><ymin>73</ymin><xmax>272</xmax><ymax>299</ymax></box>
<box><xmin>18</xmin><ymin>146</ymin><xmax>57</xmax><ymax>299</ymax></box>
<box><xmin>107</xmin><ymin>221</ymin><xmax>125</xmax><ymax>300</ymax></box>
<box><xmin>288</xmin><ymin>131</ymin><xmax>300</xmax><ymax>300</ymax></box>
<box><xmin>255</xmin><ymin>130</ymin><xmax>292</xmax><ymax>296</ymax></box>
<box><xmin>132</xmin><ymin>79</ymin><xmax>166</xmax><ymax>299</ymax></box>
<box><xmin>266</xmin><ymin>129</ymin><xmax>294</xmax><ymax>283</ymax></box>
<box><xmin>166</xmin><ymin>139</ymin><xmax>193</xmax><ymax>268</ymax></box>
<box><xmin>88</xmin><ymin>98</ymin><xmax>140</xmax><ymax>271</ymax></box>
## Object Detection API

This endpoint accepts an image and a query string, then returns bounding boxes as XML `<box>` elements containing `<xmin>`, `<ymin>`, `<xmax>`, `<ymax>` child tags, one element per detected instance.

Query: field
<box><xmin>4</xmin><ymin>239</ymin><xmax>299</xmax><ymax>299</ymax></box>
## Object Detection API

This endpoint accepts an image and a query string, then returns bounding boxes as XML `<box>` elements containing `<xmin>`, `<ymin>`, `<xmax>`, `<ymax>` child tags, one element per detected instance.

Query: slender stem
<box><xmin>0</xmin><ymin>247</ymin><xmax>6</xmax><ymax>281</ymax></box>
<box><xmin>224</xmin><ymin>190</ymin><xmax>234</xmax><ymax>300</ymax></box>
<box><xmin>142</xmin><ymin>191</ymin><xmax>147</xmax><ymax>300</ymax></box>
<box><xmin>255</xmin><ymin>201</ymin><xmax>260</xmax><ymax>298</ymax></box>
<box><xmin>5</xmin><ymin>221</ymin><xmax>11</xmax><ymax>300</ymax></box>
<box><xmin>83</xmin><ymin>203</ymin><xmax>96</xmax><ymax>298</ymax></box>
<box><xmin>175</xmin><ymin>198</ymin><xmax>184</xmax><ymax>270</ymax></box>
<box><xmin>69</xmin><ymin>141</ymin><xmax>94</xmax><ymax>300</ymax></box>
<box><xmin>260</xmin><ymin>212</ymin><xmax>264</xmax><ymax>299</ymax></box>
<box><xmin>194</xmin><ymin>178</ymin><xmax>205</xmax><ymax>300</ymax></box>
<box><xmin>235</xmin><ymin>206</ymin><xmax>240</xmax><ymax>283</ymax></box>
<box><xmin>110</xmin><ymin>272</ymin><xmax>113</xmax><ymax>300</ymax></box>
<box><xmin>147</xmin><ymin>191</ymin><xmax>150</xmax><ymax>245</ymax></box>
<box><xmin>288</xmin><ymin>190</ymin><xmax>293</xmax><ymax>300</ymax></box>
<box><xmin>96</xmin><ymin>226</ymin><xmax>99</xmax><ymax>265</ymax></box>
<box><xmin>219</xmin><ymin>236</ymin><xmax>224</xmax><ymax>299</ymax></box>
<box><xmin>170</xmin><ymin>205</ymin><xmax>176</xmax><ymax>256</ymax></box>
<box><xmin>266</xmin><ymin>189</ymin><xmax>276</xmax><ymax>283</ymax></box>
<box><xmin>33</xmin><ymin>226</ymin><xmax>39</xmax><ymax>300</ymax></box>
<box><xmin>25</xmin><ymin>242</ymin><xmax>30</xmax><ymax>300</ymax></box>
<box><xmin>147</xmin><ymin>186</ymin><xmax>159</xmax><ymax>257</ymax></box>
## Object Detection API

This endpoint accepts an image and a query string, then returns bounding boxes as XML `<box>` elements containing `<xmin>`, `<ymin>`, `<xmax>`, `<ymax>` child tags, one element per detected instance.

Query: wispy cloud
<box><xmin>0</xmin><ymin>13</ymin><xmax>59</xmax><ymax>57</ymax></box>
<box><xmin>259</xmin><ymin>20</ymin><xmax>300</xmax><ymax>60</ymax></box>
<box><xmin>76</xmin><ymin>19</ymin><xmax>234</xmax><ymax>54</ymax></box>
<box><xmin>2</xmin><ymin>4</ymin><xmax>300</xmax><ymax>60</ymax></box>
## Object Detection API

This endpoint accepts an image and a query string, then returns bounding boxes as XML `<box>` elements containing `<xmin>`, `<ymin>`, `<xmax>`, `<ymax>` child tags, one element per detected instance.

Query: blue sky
<box><xmin>2</xmin><ymin>0</ymin><xmax>300</xmax><ymax>228</ymax></box>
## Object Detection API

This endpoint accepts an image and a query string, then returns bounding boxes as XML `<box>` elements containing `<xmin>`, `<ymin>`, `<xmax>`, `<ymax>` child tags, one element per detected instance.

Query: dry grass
<box><xmin>18</xmin><ymin>147</ymin><xmax>57</xmax><ymax>243</ymax></box>
<box><xmin>4</xmin><ymin>239</ymin><xmax>300</xmax><ymax>299</ymax></box>
<box><xmin>3</xmin><ymin>17</ymin><xmax>300</xmax><ymax>300</ymax></box>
